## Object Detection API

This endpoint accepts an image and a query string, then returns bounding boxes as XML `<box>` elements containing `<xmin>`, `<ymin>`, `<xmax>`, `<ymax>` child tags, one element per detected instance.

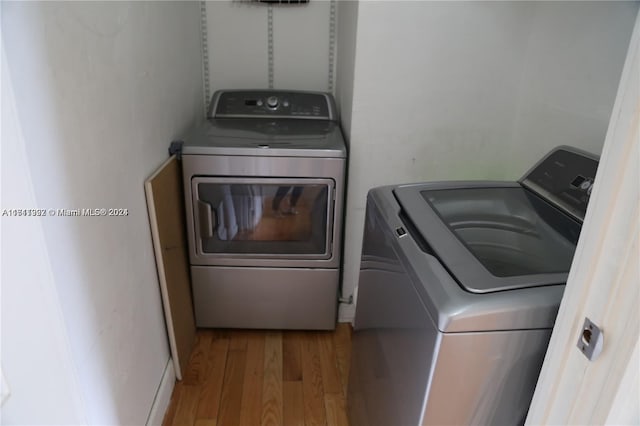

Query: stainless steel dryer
<box><xmin>181</xmin><ymin>90</ymin><xmax>346</xmax><ymax>330</ymax></box>
<box><xmin>347</xmin><ymin>146</ymin><xmax>598</xmax><ymax>425</ymax></box>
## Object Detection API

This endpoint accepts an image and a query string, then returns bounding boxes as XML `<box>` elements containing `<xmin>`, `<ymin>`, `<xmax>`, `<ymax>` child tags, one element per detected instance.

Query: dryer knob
<box><xmin>266</xmin><ymin>96</ymin><xmax>279</xmax><ymax>109</ymax></box>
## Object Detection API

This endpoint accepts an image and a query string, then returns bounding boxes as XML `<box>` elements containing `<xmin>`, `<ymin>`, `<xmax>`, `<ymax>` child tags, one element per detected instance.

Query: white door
<box><xmin>526</xmin><ymin>10</ymin><xmax>640</xmax><ymax>425</ymax></box>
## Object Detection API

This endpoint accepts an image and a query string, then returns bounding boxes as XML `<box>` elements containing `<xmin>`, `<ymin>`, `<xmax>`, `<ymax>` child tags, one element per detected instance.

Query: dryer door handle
<box><xmin>197</xmin><ymin>200</ymin><xmax>215</xmax><ymax>239</ymax></box>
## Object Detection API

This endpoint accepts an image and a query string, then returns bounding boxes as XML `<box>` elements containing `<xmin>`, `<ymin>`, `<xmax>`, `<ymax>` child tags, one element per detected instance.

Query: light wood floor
<box><xmin>163</xmin><ymin>324</ymin><xmax>352</xmax><ymax>426</ymax></box>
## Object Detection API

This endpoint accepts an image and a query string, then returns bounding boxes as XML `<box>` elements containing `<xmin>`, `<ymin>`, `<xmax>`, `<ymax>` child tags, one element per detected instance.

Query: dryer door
<box><xmin>191</xmin><ymin>177</ymin><xmax>335</xmax><ymax>264</ymax></box>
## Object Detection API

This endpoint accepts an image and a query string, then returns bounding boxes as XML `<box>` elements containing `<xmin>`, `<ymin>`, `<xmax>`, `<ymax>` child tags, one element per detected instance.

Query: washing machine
<box><xmin>347</xmin><ymin>146</ymin><xmax>599</xmax><ymax>425</ymax></box>
<box><xmin>181</xmin><ymin>90</ymin><xmax>346</xmax><ymax>330</ymax></box>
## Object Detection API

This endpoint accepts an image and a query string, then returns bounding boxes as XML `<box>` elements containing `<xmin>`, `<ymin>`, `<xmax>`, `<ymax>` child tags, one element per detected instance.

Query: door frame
<box><xmin>526</xmin><ymin>10</ymin><xmax>639</xmax><ymax>425</ymax></box>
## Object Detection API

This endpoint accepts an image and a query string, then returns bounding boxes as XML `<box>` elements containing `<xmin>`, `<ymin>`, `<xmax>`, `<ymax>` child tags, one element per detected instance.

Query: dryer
<box><xmin>181</xmin><ymin>90</ymin><xmax>346</xmax><ymax>330</ymax></box>
<box><xmin>347</xmin><ymin>146</ymin><xmax>598</xmax><ymax>425</ymax></box>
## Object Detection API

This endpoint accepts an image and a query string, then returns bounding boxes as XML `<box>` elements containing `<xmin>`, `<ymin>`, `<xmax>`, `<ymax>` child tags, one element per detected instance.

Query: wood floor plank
<box><xmin>195</xmin><ymin>331</ymin><xmax>229</xmax><ymax>420</ymax></box>
<box><xmin>283</xmin><ymin>331</ymin><xmax>303</xmax><ymax>381</ymax></box>
<box><xmin>333</xmin><ymin>323</ymin><xmax>352</xmax><ymax>396</ymax></box>
<box><xmin>283</xmin><ymin>381</ymin><xmax>305</xmax><ymax>426</ymax></box>
<box><xmin>261</xmin><ymin>332</ymin><xmax>284</xmax><ymax>426</ymax></box>
<box><xmin>217</xmin><ymin>347</ymin><xmax>247</xmax><ymax>426</ymax></box>
<box><xmin>239</xmin><ymin>332</ymin><xmax>266</xmax><ymax>426</ymax></box>
<box><xmin>301</xmin><ymin>332</ymin><xmax>327</xmax><ymax>426</ymax></box>
<box><xmin>324</xmin><ymin>393</ymin><xmax>349</xmax><ymax>426</ymax></box>
<box><xmin>229</xmin><ymin>330</ymin><xmax>249</xmax><ymax>351</ymax></box>
<box><xmin>172</xmin><ymin>384</ymin><xmax>201</xmax><ymax>426</ymax></box>
<box><xmin>183</xmin><ymin>331</ymin><xmax>213</xmax><ymax>386</ymax></box>
<box><xmin>317</xmin><ymin>332</ymin><xmax>342</xmax><ymax>395</ymax></box>
<box><xmin>163</xmin><ymin>327</ymin><xmax>352</xmax><ymax>426</ymax></box>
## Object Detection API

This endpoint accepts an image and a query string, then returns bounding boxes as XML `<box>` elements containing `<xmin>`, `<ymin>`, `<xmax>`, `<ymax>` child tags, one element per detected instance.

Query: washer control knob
<box><xmin>266</xmin><ymin>96</ymin><xmax>279</xmax><ymax>109</ymax></box>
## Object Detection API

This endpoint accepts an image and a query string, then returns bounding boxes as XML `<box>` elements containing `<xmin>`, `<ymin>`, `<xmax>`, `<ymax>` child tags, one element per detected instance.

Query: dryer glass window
<box><xmin>193</xmin><ymin>178</ymin><xmax>333</xmax><ymax>258</ymax></box>
<box><xmin>421</xmin><ymin>187</ymin><xmax>581</xmax><ymax>277</ymax></box>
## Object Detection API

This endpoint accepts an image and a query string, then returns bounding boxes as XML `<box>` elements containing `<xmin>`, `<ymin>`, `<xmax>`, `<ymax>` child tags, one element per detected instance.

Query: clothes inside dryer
<box><xmin>195</xmin><ymin>180</ymin><xmax>330</xmax><ymax>254</ymax></box>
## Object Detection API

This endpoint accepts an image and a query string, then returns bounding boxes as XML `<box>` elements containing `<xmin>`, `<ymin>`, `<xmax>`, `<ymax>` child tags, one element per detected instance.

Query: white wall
<box><xmin>340</xmin><ymin>1</ymin><xmax>638</xmax><ymax>320</ymax></box>
<box><xmin>1</xmin><ymin>46</ymin><xmax>86</xmax><ymax>425</ymax></box>
<box><xmin>1</xmin><ymin>2</ymin><xmax>203</xmax><ymax>424</ymax></box>
<box><xmin>335</xmin><ymin>0</ymin><xmax>358</xmax><ymax>141</ymax></box>
<box><xmin>205</xmin><ymin>0</ymin><xmax>334</xmax><ymax>95</ymax></box>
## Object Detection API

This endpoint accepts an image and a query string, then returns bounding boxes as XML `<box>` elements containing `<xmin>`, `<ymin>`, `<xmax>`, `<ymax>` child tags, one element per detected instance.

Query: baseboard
<box><xmin>146</xmin><ymin>358</ymin><xmax>176</xmax><ymax>426</ymax></box>
<box><xmin>338</xmin><ymin>303</ymin><xmax>356</xmax><ymax>324</ymax></box>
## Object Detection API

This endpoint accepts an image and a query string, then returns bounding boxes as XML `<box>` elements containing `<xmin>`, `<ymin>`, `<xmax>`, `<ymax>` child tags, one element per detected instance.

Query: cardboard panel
<box><xmin>145</xmin><ymin>155</ymin><xmax>196</xmax><ymax>380</ymax></box>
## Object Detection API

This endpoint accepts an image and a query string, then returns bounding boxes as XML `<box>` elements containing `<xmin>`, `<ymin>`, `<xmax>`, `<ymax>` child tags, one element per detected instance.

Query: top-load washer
<box><xmin>181</xmin><ymin>90</ymin><xmax>346</xmax><ymax>330</ymax></box>
<box><xmin>347</xmin><ymin>146</ymin><xmax>598</xmax><ymax>425</ymax></box>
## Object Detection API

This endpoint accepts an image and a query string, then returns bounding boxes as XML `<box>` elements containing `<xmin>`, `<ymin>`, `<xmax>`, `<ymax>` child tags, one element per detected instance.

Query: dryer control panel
<box><xmin>210</xmin><ymin>90</ymin><xmax>336</xmax><ymax>121</ymax></box>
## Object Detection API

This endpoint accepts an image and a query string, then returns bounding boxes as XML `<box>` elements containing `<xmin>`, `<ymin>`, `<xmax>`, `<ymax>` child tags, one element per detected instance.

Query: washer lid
<box><xmin>393</xmin><ymin>181</ymin><xmax>581</xmax><ymax>294</ymax></box>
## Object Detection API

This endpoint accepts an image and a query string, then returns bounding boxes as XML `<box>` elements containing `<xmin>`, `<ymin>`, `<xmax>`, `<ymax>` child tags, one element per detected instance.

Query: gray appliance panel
<box><xmin>366</xmin><ymin>187</ymin><xmax>564</xmax><ymax>332</ymax></box>
<box><xmin>181</xmin><ymin>119</ymin><xmax>347</xmax><ymax>158</ymax></box>
<box><xmin>520</xmin><ymin>145</ymin><xmax>599</xmax><ymax>222</ymax></box>
<box><xmin>349</xmin><ymin>326</ymin><xmax>550</xmax><ymax>426</ymax></box>
<box><xmin>191</xmin><ymin>266</ymin><xmax>338</xmax><ymax>330</ymax></box>
<box><xmin>182</xmin><ymin>154</ymin><xmax>345</xmax><ymax>268</ymax></box>
<box><xmin>348</xmin><ymin>192</ymin><xmax>559</xmax><ymax>426</ymax></box>
<box><xmin>210</xmin><ymin>90</ymin><xmax>337</xmax><ymax>120</ymax></box>
<box><xmin>349</xmin><ymin>266</ymin><xmax>439</xmax><ymax>426</ymax></box>
<box><xmin>421</xmin><ymin>329</ymin><xmax>551</xmax><ymax>426</ymax></box>
<box><xmin>393</xmin><ymin>181</ymin><xmax>578</xmax><ymax>293</ymax></box>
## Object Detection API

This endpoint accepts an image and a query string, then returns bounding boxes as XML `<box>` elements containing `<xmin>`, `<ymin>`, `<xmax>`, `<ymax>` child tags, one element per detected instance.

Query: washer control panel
<box><xmin>210</xmin><ymin>90</ymin><xmax>335</xmax><ymax>120</ymax></box>
<box><xmin>520</xmin><ymin>146</ymin><xmax>599</xmax><ymax>222</ymax></box>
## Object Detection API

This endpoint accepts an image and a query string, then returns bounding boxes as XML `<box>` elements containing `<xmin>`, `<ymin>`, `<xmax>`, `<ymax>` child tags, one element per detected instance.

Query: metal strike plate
<box><xmin>577</xmin><ymin>317</ymin><xmax>604</xmax><ymax>361</ymax></box>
